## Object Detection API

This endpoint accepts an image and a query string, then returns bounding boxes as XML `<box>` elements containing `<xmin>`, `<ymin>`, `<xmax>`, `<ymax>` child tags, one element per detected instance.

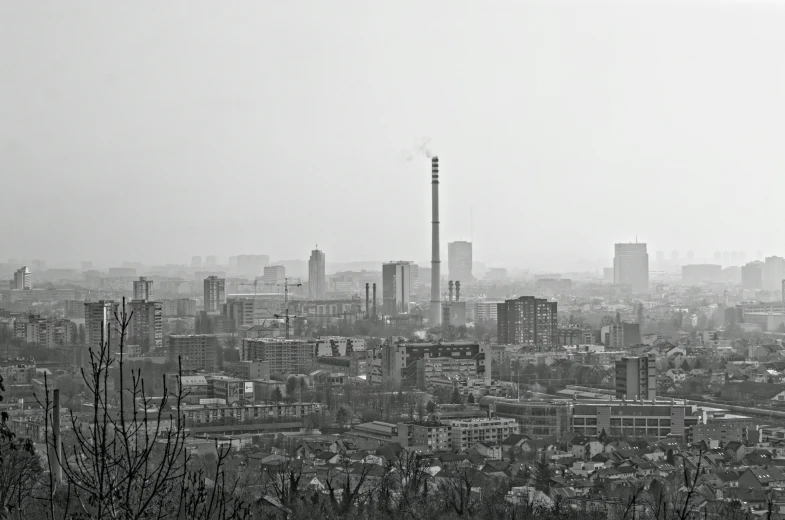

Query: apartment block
<box><xmin>240</xmin><ymin>338</ymin><xmax>315</xmax><ymax>375</ymax></box>
<box><xmin>168</xmin><ymin>335</ymin><xmax>219</xmax><ymax>371</ymax></box>
<box><xmin>449</xmin><ymin>417</ymin><xmax>519</xmax><ymax>451</ymax></box>
<box><xmin>397</xmin><ymin>421</ymin><xmax>452</xmax><ymax>451</ymax></box>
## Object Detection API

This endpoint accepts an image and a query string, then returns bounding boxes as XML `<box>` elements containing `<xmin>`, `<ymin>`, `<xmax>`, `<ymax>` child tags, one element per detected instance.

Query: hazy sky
<box><xmin>3</xmin><ymin>1</ymin><xmax>785</xmax><ymax>271</ymax></box>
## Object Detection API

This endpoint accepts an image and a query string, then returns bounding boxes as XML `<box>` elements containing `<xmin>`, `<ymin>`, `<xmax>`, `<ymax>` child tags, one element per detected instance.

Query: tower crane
<box><xmin>277</xmin><ymin>277</ymin><xmax>302</xmax><ymax>307</ymax></box>
<box><xmin>273</xmin><ymin>309</ymin><xmax>299</xmax><ymax>340</ymax></box>
<box><xmin>269</xmin><ymin>278</ymin><xmax>302</xmax><ymax>339</ymax></box>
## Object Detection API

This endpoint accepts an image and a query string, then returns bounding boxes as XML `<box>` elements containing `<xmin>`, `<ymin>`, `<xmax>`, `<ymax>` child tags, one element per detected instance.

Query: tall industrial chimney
<box><xmin>365</xmin><ymin>283</ymin><xmax>370</xmax><ymax>318</ymax></box>
<box><xmin>448</xmin><ymin>281</ymin><xmax>454</xmax><ymax>302</ymax></box>
<box><xmin>455</xmin><ymin>281</ymin><xmax>461</xmax><ymax>301</ymax></box>
<box><xmin>372</xmin><ymin>283</ymin><xmax>377</xmax><ymax>318</ymax></box>
<box><xmin>429</xmin><ymin>157</ymin><xmax>442</xmax><ymax>325</ymax></box>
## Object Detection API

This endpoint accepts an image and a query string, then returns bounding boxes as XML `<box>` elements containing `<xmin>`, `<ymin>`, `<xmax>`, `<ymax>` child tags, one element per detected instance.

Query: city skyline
<box><xmin>4</xmin><ymin>1</ymin><xmax>785</xmax><ymax>269</ymax></box>
<box><xmin>4</xmin><ymin>2</ymin><xmax>785</xmax><ymax>517</ymax></box>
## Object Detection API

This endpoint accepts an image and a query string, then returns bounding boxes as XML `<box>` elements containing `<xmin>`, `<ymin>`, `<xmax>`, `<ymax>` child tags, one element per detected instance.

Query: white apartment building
<box><xmin>475</xmin><ymin>301</ymin><xmax>503</xmax><ymax>323</ymax></box>
<box><xmin>449</xmin><ymin>417</ymin><xmax>519</xmax><ymax>451</ymax></box>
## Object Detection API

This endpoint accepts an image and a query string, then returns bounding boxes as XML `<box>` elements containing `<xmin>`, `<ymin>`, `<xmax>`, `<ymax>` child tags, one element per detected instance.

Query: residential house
<box><xmin>501</xmin><ymin>434</ymin><xmax>530</xmax><ymax>456</ymax></box>
<box><xmin>665</xmin><ymin>368</ymin><xmax>687</xmax><ymax>383</ymax></box>
<box><xmin>475</xmin><ymin>442</ymin><xmax>502</xmax><ymax>461</ymax></box>
<box><xmin>568</xmin><ymin>435</ymin><xmax>603</xmax><ymax>460</ymax></box>
<box><xmin>737</xmin><ymin>466</ymin><xmax>785</xmax><ymax>490</ymax></box>
<box><xmin>313</xmin><ymin>451</ymin><xmax>342</xmax><ymax>466</ymax></box>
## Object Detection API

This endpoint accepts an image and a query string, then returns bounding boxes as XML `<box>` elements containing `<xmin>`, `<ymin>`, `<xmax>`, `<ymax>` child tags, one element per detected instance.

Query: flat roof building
<box><xmin>448</xmin><ymin>241</ymin><xmax>473</xmax><ymax>282</ymax></box>
<box><xmin>615</xmin><ymin>355</ymin><xmax>656</xmax><ymax>401</ymax></box>
<box><xmin>614</xmin><ymin>243</ymin><xmax>649</xmax><ymax>293</ymax></box>
<box><xmin>479</xmin><ymin>397</ymin><xmax>698</xmax><ymax>440</ymax></box>
<box><xmin>133</xmin><ymin>277</ymin><xmax>153</xmax><ymax>301</ymax></box>
<box><xmin>497</xmin><ymin>296</ymin><xmax>557</xmax><ymax>347</ymax></box>
<box><xmin>203</xmin><ymin>276</ymin><xmax>226</xmax><ymax>315</ymax></box>
<box><xmin>375</xmin><ymin>341</ymin><xmax>489</xmax><ymax>390</ymax></box>
<box><xmin>168</xmin><ymin>334</ymin><xmax>219</xmax><ymax>371</ymax></box>
<box><xmin>240</xmin><ymin>338</ymin><xmax>315</xmax><ymax>376</ymax></box>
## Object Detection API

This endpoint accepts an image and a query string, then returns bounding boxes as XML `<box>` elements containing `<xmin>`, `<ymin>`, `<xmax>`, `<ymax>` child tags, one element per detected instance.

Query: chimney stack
<box><xmin>448</xmin><ymin>281</ymin><xmax>454</xmax><ymax>302</ymax></box>
<box><xmin>456</xmin><ymin>281</ymin><xmax>461</xmax><ymax>301</ymax></box>
<box><xmin>365</xmin><ymin>283</ymin><xmax>370</xmax><ymax>318</ymax></box>
<box><xmin>372</xmin><ymin>283</ymin><xmax>377</xmax><ymax>318</ymax></box>
<box><xmin>429</xmin><ymin>157</ymin><xmax>442</xmax><ymax>325</ymax></box>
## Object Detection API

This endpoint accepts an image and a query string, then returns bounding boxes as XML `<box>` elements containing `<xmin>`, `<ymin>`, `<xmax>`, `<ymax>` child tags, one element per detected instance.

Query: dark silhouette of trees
<box><xmin>438</xmin><ymin>467</ymin><xmax>475</xmax><ymax>516</ymax></box>
<box><xmin>39</xmin><ymin>298</ymin><xmax>249</xmax><ymax>519</ymax></box>
<box><xmin>335</xmin><ymin>406</ymin><xmax>351</xmax><ymax>427</ymax></box>
<box><xmin>285</xmin><ymin>376</ymin><xmax>298</xmax><ymax>399</ymax></box>
<box><xmin>533</xmin><ymin>459</ymin><xmax>552</xmax><ymax>492</ymax></box>
<box><xmin>324</xmin><ymin>454</ymin><xmax>375</xmax><ymax>514</ymax></box>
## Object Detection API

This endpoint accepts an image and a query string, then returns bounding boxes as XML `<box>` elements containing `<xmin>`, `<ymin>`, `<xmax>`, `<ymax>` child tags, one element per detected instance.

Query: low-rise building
<box><xmin>351</xmin><ymin>421</ymin><xmax>399</xmax><ymax>442</ymax></box>
<box><xmin>480</xmin><ymin>397</ymin><xmax>699</xmax><ymax>439</ymax></box>
<box><xmin>166</xmin><ymin>374</ymin><xmax>210</xmax><ymax>404</ymax></box>
<box><xmin>210</xmin><ymin>377</ymin><xmax>254</xmax><ymax>404</ymax></box>
<box><xmin>397</xmin><ymin>421</ymin><xmax>452</xmax><ymax>451</ymax></box>
<box><xmin>475</xmin><ymin>442</ymin><xmax>502</xmax><ymax>460</ymax></box>
<box><xmin>448</xmin><ymin>417</ymin><xmax>519</xmax><ymax>451</ymax></box>
<box><xmin>309</xmin><ymin>370</ymin><xmax>347</xmax><ymax>386</ymax></box>
<box><xmin>181</xmin><ymin>402</ymin><xmax>321</xmax><ymax>425</ymax></box>
<box><xmin>224</xmin><ymin>360</ymin><xmax>271</xmax><ymax>380</ymax></box>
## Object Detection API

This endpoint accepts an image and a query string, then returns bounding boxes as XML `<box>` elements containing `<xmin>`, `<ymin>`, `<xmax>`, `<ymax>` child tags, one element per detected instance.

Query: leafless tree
<box><xmin>376</xmin><ymin>449</ymin><xmax>434</xmax><ymax>518</ymax></box>
<box><xmin>675</xmin><ymin>451</ymin><xmax>703</xmax><ymax>520</ymax></box>
<box><xmin>618</xmin><ymin>482</ymin><xmax>646</xmax><ymax>520</ymax></box>
<box><xmin>38</xmin><ymin>298</ymin><xmax>249</xmax><ymax>519</ymax></box>
<box><xmin>438</xmin><ymin>466</ymin><xmax>475</xmax><ymax>516</ymax></box>
<box><xmin>262</xmin><ymin>460</ymin><xmax>304</xmax><ymax>506</ymax></box>
<box><xmin>324</xmin><ymin>454</ymin><xmax>376</xmax><ymax>514</ymax></box>
<box><xmin>0</xmin><ymin>446</ymin><xmax>42</xmax><ymax>519</ymax></box>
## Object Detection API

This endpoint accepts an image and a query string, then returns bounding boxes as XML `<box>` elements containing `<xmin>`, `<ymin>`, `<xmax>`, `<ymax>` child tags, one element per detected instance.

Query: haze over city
<box><xmin>4</xmin><ymin>1</ymin><xmax>785</xmax><ymax>270</ymax></box>
<box><xmin>7</xmin><ymin>2</ymin><xmax>785</xmax><ymax>519</ymax></box>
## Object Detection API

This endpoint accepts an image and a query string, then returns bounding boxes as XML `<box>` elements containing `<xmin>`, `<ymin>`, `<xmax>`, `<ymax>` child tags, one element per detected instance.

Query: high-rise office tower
<box><xmin>764</xmin><ymin>256</ymin><xmax>785</xmax><ymax>291</ymax></box>
<box><xmin>133</xmin><ymin>277</ymin><xmax>153</xmax><ymax>301</ymax></box>
<box><xmin>12</xmin><ymin>266</ymin><xmax>31</xmax><ymax>290</ymax></box>
<box><xmin>262</xmin><ymin>265</ymin><xmax>285</xmax><ymax>286</ymax></box>
<box><xmin>203</xmin><ymin>276</ymin><xmax>226</xmax><ymax>314</ymax></box>
<box><xmin>84</xmin><ymin>300</ymin><xmax>120</xmax><ymax>349</ymax></box>
<box><xmin>615</xmin><ymin>355</ymin><xmax>657</xmax><ymax>401</ymax></box>
<box><xmin>128</xmin><ymin>300</ymin><xmax>163</xmax><ymax>351</ymax></box>
<box><xmin>409</xmin><ymin>264</ymin><xmax>419</xmax><ymax>291</ymax></box>
<box><xmin>496</xmin><ymin>296</ymin><xmax>558</xmax><ymax>347</ymax></box>
<box><xmin>448</xmin><ymin>241</ymin><xmax>473</xmax><ymax>282</ymax></box>
<box><xmin>741</xmin><ymin>261</ymin><xmax>763</xmax><ymax>291</ymax></box>
<box><xmin>382</xmin><ymin>261</ymin><xmax>412</xmax><ymax>316</ymax></box>
<box><xmin>205</xmin><ymin>256</ymin><xmax>218</xmax><ymax>267</ymax></box>
<box><xmin>613</xmin><ymin>243</ymin><xmax>649</xmax><ymax>293</ymax></box>
<box><xmin>191</xmin><ymin>256</ymin><xmax>202</xmax><ymax>268</ymax></box>
<box><xmin>309</xmin><ymin>249</ymin><xmax>326</xmax><ymax>299</ymax></box>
